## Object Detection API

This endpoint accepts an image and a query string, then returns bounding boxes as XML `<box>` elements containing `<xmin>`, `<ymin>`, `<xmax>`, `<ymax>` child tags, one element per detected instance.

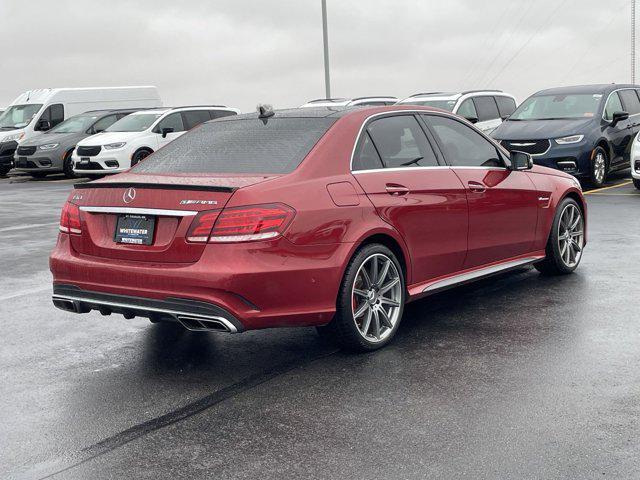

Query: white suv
<box><xmin>396</xmin><ymin>90</ymin><xmax>517</xmax><ymax>134</ymax></box>
<box><xmin>72</xmin><ymin>106</ymin><xmax>239</xmax><ymax>175</ymax></box>
<box><xmin>299</xmin><ymin>96</ymin><xmax>397</xmax><ymax>108</ymax></box>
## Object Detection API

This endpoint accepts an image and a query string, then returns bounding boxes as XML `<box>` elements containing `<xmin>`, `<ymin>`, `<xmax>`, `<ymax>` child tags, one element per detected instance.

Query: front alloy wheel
<box><xmin>535</xmin><ymin>197</ymin><xmax>585</xmax><ymax>275</ymax></box>
<box><xmin>589</xmin><ymin>147</ymin><xmax>607</xmax><ymax>188</ymax></box>
<box><xmin>317</xmin><ymin>244</ymin><xmax>406</xmax><ymax>351</ymax></box>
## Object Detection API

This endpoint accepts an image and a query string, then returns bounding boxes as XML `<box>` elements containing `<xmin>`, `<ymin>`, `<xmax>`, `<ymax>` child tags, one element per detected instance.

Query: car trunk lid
<box><xmin>68</xmin><ymin>173</ymin><xmax>279</xmax><ymax>263</ymax></box>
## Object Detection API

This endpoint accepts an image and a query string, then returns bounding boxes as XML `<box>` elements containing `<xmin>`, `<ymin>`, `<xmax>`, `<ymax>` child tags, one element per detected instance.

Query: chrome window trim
<box><xmin>349</xmin><ymin>110</ymin><xmax>440</xmax><ymax>172</ymax></box>
<box><xmin>352</xmin><ymin>165</ymin><xmax>509</xmax><ymax>175</ymax></box>
<box><xmin>80</xmin><ymin>206</ymin><xmax>197</xmax><ymax>216</ymax></box>
<box><xmin>349</xmin><ymin>110</ymin><xmax>511</xmax><ymax>173</ymax></box>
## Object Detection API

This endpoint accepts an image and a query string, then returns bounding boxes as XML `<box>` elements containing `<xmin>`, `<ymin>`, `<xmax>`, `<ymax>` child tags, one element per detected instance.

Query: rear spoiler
<box><xmin>74</xmin><ymin>182</ymin><xmax>237</xmax><ymax>193</ymax></box>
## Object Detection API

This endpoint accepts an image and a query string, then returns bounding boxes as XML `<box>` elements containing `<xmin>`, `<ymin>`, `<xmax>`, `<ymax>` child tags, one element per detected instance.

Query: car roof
<box><xmin>215</xmin><ymin>105</ymin><xmax>446</xmax><ymax>123</ymax></box>
<box><xmin>533</xmin><ymin>84</ymin><xmax>640</xmax><ymax>96</ymax></box>
<box><xmin>401</xmin><ymin>90</ymin><xmax>509</xmax><ymax>101</ymax></box>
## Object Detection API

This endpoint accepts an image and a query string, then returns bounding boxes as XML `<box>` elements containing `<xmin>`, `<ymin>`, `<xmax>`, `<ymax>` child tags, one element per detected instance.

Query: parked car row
<box><xmin>0</xmin><ymin>87</ymin><xmax>241</xmax><ymax>179</ymax></box>
<box><xmin>2</xmin><ymin>84</ymin><xmax>640</xmax><ymax>190</ymax></box>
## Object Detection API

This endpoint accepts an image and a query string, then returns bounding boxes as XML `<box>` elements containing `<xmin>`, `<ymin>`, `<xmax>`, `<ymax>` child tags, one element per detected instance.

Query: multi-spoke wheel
<box><xmin>589</xmin><ymin>146</ymin><xmax>608</xmax><ymax>188</ymax></box>
<box><xmin>535</xmin><ymin>198</ymin><xmax>585</xmax><ymax>275</ymax></box>
<box><xmin>317</xmin><ymin>243</ymin><xmax>405</xmax><ymax>351</ymax></box>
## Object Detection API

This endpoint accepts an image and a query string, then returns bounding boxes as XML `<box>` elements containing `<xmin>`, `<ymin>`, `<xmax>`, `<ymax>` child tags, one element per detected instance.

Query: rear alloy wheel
<box><xmin>535</xmin><ymin>198</ymin><xmax>585</xmax><ymax>275</ymax></box>
<box><xmin>589</xmin><ymin>147</ymin><xmax>608</xmax><ymax>188</ymax></box>
<box><xmin>317</xmin><ymin>244</ymin><xmax>405</xmax><ymax>351</ymax></box>
<box><xmin>62</xmin><ymin>150</ymin><xmax>77</xmax><ymax>179</ymax></box>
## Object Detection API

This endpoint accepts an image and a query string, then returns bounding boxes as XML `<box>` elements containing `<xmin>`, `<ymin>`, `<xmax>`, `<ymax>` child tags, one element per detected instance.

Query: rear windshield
<box><xmin>132</xmin><ymin>117</ymin><xmax>336</xmax><ymax>174</ymax></box>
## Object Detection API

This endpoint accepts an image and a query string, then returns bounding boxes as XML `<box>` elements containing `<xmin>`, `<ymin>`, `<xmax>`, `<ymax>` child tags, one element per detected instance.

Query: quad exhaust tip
<box><xmin>177</xmin><ymin>315</ymin><xmax>232</xmax><ymax>332</ymax></box>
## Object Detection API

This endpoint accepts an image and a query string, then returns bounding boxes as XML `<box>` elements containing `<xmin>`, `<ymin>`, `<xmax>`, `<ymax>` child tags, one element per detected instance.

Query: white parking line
<box><xmin>0</xmin><ymin>286</ymin><xmax>51</xmax><ymax>302</ymax></box>
<box><xmin>0</xmin><ymin>222</ymin><xmax>59</xmax><ymax>233</ymax></box>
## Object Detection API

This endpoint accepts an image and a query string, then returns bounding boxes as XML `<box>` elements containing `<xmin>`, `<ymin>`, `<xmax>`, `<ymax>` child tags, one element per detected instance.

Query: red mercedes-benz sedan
<box><xmin>50</xmin><ymin>106</ymin><xmax>586</xmax><ymax>351</ymax></box>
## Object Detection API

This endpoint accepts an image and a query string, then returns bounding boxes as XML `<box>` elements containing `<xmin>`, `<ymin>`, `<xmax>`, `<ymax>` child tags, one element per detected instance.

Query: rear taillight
<box><xmin>185</xmin><ymin>210</ymin><xmax>221</xmax><ymax>243</ymax></box>
<box><xmin>59</xmin><ymin>202</ymin><xmax>82</xmax><ymax>234</ymax></box>
<box><xmin>186</xmin><ymin>203</ymin><xmax>295</xmax><ymax>243</ymax></box>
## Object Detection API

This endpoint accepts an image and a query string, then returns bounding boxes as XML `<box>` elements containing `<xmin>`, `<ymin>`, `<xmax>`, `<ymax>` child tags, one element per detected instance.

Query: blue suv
<box><xmin>492</xmin><ymin>84</ymin><xmax>639</xmax><ymax>187</ymax></box>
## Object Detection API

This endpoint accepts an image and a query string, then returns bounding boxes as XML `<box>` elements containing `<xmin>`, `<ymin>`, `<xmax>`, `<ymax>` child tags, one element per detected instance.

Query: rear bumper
<box><xmin>53</xmin><ymin>284</ymin><xmax>243</xmax><ymax>332</ymax></box>
<box><xmin>50</xmin><ymin>234</ymin><xmax>350</xmax><ymax>330</ymax></box>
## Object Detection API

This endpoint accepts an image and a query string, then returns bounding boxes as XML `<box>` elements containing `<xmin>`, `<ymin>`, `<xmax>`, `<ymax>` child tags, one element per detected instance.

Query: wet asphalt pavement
<box><xmin>1</xmin><ymin>172</ymin><xmax>639</xmax><ymax>479</ymax></box>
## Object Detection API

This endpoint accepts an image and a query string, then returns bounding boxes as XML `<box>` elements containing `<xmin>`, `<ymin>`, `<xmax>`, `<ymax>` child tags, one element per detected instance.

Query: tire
<box><xmin>29</xmin><ymin>172</ymin><xmax>48</xmax><ymax>179</ymax></box>
<box><xmin>0</xmin><ymin>166</ymin><xmax>11</xmax><ymax>176</ymax></box>
<box><xmin>535</xmin><ymin>198</ymin><xmax>585</xmax><ymax>275</ymax></box>
<box><xmin>62</xmin><ymin>150</ymin><xmax>77</xmax><ymax>179</ymax></box>
<box><xmin>588</xmin><ymin>146</ymin><xmax>608</xmax><ymax>188</ymax></box>
<box><xmin>633</xmin><ymin>178</ymin><xmax>640</xmax><ymax>190</ymax></box>
<box><xmin>131</xmin><ymin>148</ymin><xmax>152</xmax><ymax>167</ymax></box>
<box><xmin>317</xmin><ymin>243</ymin><xmax>406</xmax><ymax>352</ymax></box>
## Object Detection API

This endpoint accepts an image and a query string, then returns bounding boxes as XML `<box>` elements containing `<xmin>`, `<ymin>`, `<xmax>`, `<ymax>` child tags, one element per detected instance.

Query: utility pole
<box><xmin>633</xmin><ymin>0</ymin><xmax>636</xmax><ymax>83</ymax></box>
<box><xmin>321</xmin><ymin>0</ymin><xmax>331</xmax><ymax>98</ymax></box>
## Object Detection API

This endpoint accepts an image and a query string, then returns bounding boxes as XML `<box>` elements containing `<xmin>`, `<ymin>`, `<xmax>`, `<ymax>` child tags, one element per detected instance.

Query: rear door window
<box><xmin>182</xmin><ymin>110</ymin><xmax>212</xmax><ymax>130</ymax></box>
<box><xmin>604</xmin><ymin>92</ymin><xmax>624</xmax><ymax>120</ymax></box>
<box><xmin>352</xmin><ymin>132</ymin><xmax>384</xmax><ymax>170</ymax></box>
<box><xmin>472</xmin><ymin>96</ymin><xmax>500</xmax><ymax>122</ymax></box>
<box><xmin>618</xmin><ymin>89</ymin><xmax>640</xmax><ymax>115</ymax></box>
<box><xmin>423</xmin><ymin>114</ymin><xmax>504</xmax><ymax>168</ymax></box>
<box><xmin>495</xmin><ymin>96</ymin><xmax>517</xmax><ymax>118</ymax></box>
<box><xmin>133</xmin><ymin>117</ymin><xmax>336</xmax><ymax>174</ymax></box>
<box><xmin>366</xmin><ymin>115</ymin><xmax>438</xmax><ymax>168</ymax></box>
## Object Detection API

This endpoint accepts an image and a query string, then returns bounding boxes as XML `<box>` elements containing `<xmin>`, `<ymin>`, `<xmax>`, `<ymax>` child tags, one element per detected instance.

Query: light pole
<box><xmin>633</xmin><ymin>0</ymin><xmax>636</xmax><ymax>83</ymax></box>
<box><xmin>321</xmin><ymin>0</ymin><xmax>331</xmax><ymax>98</ymax></box>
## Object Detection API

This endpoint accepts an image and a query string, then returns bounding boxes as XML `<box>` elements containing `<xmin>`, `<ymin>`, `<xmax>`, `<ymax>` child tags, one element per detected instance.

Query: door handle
<box><xmin>468</xmin><ymin>181</ymin><xmax>486</xmax><ymax>193</ymax></box>
<box><xmin>385</xmin><ymin>183</ymin><xmax>409</xmax><ymax>196</ymax></box>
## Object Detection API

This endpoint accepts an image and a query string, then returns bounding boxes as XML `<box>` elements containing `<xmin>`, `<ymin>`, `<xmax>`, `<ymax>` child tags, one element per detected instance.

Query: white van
<box><xmin>0</xmin><ymin>86</ymin><xmax>162</xmax><ymax>175</ymax></box>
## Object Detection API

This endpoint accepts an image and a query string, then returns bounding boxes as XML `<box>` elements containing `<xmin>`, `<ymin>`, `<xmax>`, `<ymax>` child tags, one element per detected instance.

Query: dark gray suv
<box><xmin>13</xmin><ymin>109</ymin><xmax>138</xmax><ymax>178</ymax></box>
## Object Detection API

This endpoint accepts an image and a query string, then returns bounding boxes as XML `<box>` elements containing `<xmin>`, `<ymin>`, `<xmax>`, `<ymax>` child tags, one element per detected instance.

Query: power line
<box><xmin>472</xmin><ymin>1</ymin><xmax>537</xmax><ymax>87</ymax></box>
<box><xmin>485</xmin><ymin>0</ymin><xmax>571</xmax><ymax>87</ymax></box>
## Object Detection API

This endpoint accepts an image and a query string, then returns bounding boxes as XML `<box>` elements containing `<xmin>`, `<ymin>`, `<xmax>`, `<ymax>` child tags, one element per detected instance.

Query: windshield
<box><xmin>510</xmin><ymin>94</ymin><xmax>602</xmax><ymax>120</ymax></box>
<box><xmin>0</xmin><ymin>104</ymin><xmax>43</xmax><ymax>130</ymax></box>
<box><xmin>47</xmin><ymin>114</ymin><xmax>99</xmax><ymax>134</ymax></box>
<box><xmin>106</xmin><ymin>113</ymin><xmax>162</xmax><ymax>132</ymax></box>
<box><xmin>132</xmin><ymin>117</ymin><xmax>337</xmax><ymax>175</ymax></box>
<box><xmin>401</xmin><ymin>99</ymin><xmax>457</xmax><ymax>111</ymax></box>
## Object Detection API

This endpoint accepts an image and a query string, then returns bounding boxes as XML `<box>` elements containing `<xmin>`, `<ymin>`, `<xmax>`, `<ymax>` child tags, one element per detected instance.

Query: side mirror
<box><xmin>610</xmin><ymin>111</ymin><xmax>629</xmax><ymax>127</ymax></box>
<box><xmin>36</xmin><ymin>120</ymin><xmax>51</xmax><ymax>131</ymax></box>
<box><xmin>464</xmin><ymin>116</ymin><xmax>479</xmax><ymax>124</ymax></box>
<box><xmin>161</xmin><ymin>127</ymin><xmax>174</xmax><ymax>138</ymax></box>
<box><xmin>509</xmin><ymin>150</ymin><xmax>533</xmax><ymax>171</ymax></box>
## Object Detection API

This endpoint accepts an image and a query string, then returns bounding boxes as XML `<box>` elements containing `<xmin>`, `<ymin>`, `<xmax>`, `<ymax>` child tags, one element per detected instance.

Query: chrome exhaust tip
<box><xmin>177</xmin><ymin>315</ymin><xmax>231</xmax><ymax>333</ymax></box>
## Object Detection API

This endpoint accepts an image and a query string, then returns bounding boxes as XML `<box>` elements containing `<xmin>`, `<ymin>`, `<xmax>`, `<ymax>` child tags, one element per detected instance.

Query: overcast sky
<box><xmin>0</xmin><ymin>0</ymin><xmax>633</xmax><ymax>111</ymax></box>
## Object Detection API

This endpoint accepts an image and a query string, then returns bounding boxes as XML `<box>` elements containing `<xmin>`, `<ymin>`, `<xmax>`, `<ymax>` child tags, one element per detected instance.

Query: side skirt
<box><xmin>407</xmin><ymin>252</ymin><xmax>546</xmax><ymax>299</ymax></box>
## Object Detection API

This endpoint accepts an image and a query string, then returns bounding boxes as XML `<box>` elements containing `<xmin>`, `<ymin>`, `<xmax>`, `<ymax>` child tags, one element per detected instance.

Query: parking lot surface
<box><xmin>1</xmin><ymin>173</ymin><xmax>639</xmax><ymax>479</ymax></box>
